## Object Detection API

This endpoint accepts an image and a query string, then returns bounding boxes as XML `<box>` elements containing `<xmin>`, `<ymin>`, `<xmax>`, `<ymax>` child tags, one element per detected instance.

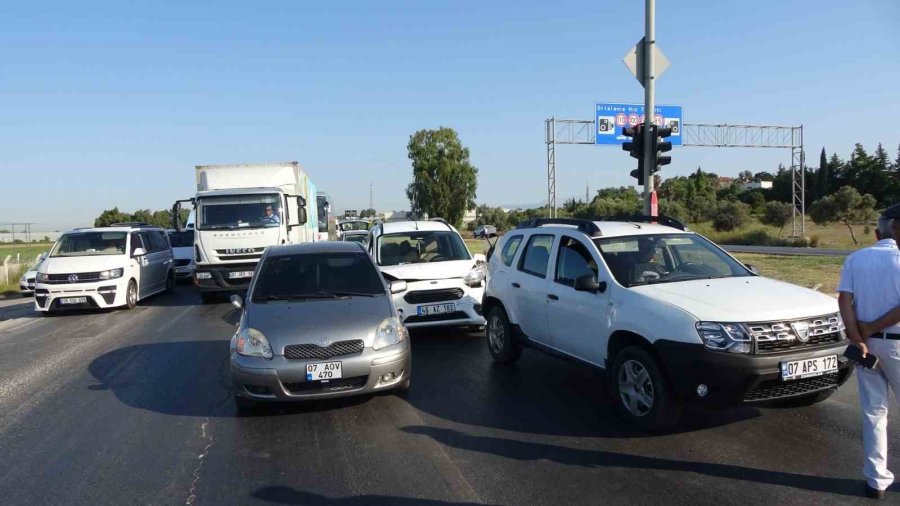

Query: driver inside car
<box><xmin>630</xmin><ymin>237</ymin><xmax>667</xmax><ymax>283</ymax></box>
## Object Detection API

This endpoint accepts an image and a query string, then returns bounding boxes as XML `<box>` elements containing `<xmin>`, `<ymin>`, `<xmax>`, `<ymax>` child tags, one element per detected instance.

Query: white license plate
<box><xmin>228</xmin><ymin>271</ymin><xmax>254</xmax><ymax>279</ymax></box>
<box><xmin>306</xmin><ymin>362</ymin><xmax>342</xmax><ymax>382</ymax></box>
<box><xmin>60</xmin><ymin>297</ymin><xmax>88</xmax><ymax>305</ymax></box>
<box><xmin>780</xmin><ymin>355</ymin><xmax>839</xmax><ymax>381</ymax></box>
<box><xmin>417</xmin><ymin>303</ymin><xmax>456</xmax><ymax>316</ymax></box>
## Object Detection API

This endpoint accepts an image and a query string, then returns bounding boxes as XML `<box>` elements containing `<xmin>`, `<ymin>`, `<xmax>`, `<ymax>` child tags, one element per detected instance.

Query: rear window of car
<box><xmin>252</xmin><ymin>252</ymin><xmax>385</xmax><ymax>301</ymax></box>
<box><xmin>167</xmin><ymin>231</ymin><xmax>194</xmax><ymax>248</ymax></box>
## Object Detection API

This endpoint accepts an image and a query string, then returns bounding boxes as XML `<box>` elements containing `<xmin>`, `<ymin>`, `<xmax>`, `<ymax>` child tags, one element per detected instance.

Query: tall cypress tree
<box><xmin>816</xmin><ymin>148</ymin><xmax>828</xmax><ymax>201</ymax></box>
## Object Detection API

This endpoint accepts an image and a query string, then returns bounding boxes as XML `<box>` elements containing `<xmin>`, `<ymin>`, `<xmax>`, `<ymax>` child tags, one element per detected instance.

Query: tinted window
<box><xmin>377</xmin><ymin>231</ymin><xmax>470</xmax><ymax>266</ymax></box>
<box><xmin>51</xmin><ymin>232</ymin><xmax>127</xmax><ymax>257</ymax></box>
<box><xmin>500</xmin><ymin>235</ymin><xmax>523</xmax><ymax>266</ymax></box>
<box><xmin>518</xmin><ymin>235</ymin><xmax>554</xmax><ymax>278</ymax></box>
<box><xmin>167</xmin><ymin>230</ymin><xmax>194</xmax><ymax>248</ymax></box>
<box><xmin>142</xmin><ymin>232</ymin><xmax>167</xmax><ymax>253</ymax></box>
<box><xmin>130</xmin><ymin>232</ymin><xmax>144</xmax><ymax>255</ymax></box>
<box><xmin>555</xmin><ymin>236</ymin><xmax>598</xmax><ymax>287</ymax></box>
<box><xmin>252</xmin><ymin>253</ymin><xmax>385</xmax><ymax>301</ymax></box>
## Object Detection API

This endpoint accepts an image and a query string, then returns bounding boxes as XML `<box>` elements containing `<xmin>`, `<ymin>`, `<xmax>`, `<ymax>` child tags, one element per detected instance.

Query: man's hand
<box><xmin>856</xmin><ymin>340</ymin><xmax>869</xmax><ymax>358</ymax></box>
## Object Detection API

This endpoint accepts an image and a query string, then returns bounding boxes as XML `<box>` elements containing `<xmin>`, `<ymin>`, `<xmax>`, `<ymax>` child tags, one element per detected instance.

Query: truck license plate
<box><xmin>228</xmin><ymin>271</ymin><xmax>254</xmax><ymax>279</ymax></box>
<box><xmin>306</xmin><ymin>362</ymin><xmax>342</xmax><ymax>381</ymax></box>
<box><xmin>417</xmin><ymin>303</ymin><xmax>456</xmax><ymax>316</ymax></box>
<box><xmin>780</xmin><ymin>355</ymin><xmax>838</xmax><ymax>381</ymax></box>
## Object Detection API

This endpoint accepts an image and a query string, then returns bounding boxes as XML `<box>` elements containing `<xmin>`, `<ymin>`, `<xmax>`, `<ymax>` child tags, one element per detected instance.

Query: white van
<box><xmin>34</xmin><ymin>224</ymin><xmax>175</xmax><ymax>314</ymax></box>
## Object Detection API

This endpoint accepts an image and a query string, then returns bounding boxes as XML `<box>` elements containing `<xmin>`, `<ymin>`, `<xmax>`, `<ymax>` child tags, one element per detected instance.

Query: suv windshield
<box><xmin>50</xmin><ymin>231</ymin><xmax>127</xmax><ymax>257</ymax></box>
<box><xmin>377</xmin><ymin>231</ymin><xmax>470</xmax><ymax>266</ymax></box>
<box><xmin>594</xmin><ymin>233</ymin><xmax>751</xmax><ymax>287</ymax></box>
<box><xmin>167</xmin><ymin>230</ymin><xmax>194</xmax><ymax>248</ymax></box>
<box><xmin>197</xmin><ymin>194</ymin><xmax>282</xmax><ymax>230</ymax></box>
<box><xmin>252</xmin><ymin>252</ymin><xmax>385</xmax><ymax>302</ymax></box>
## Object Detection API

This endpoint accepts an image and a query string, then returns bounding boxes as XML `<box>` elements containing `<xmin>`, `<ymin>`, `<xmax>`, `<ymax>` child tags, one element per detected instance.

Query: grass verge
<box><xmin>731</xmin><ymin>253</ymin><xmax>844</xmax><ymax>295</ymax></box>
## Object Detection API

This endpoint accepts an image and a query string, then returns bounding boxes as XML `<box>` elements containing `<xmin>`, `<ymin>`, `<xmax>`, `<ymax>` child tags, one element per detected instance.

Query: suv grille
<box><xmin>45</xmin><ymin>272</ymin><xmax>102</xmax><ymax>284</ymax></box>
<box><xmin>404</xmin><ymin>288</ymin><xmax>465</xmax><ymax>304</ymax></box>
<box><xmin>744</xmin><ymin>372</ymin><xmax>842</xmax><ymax>402</ymax></box>
<box><xmin>749</xmin><ymin>314</ymin><xmax>845</xmax><ymax>354</ymax></box>
<box><xmin>283</xmin><ymin>340</ymin><xmax>364</xmax><ymax>360</ymax></box>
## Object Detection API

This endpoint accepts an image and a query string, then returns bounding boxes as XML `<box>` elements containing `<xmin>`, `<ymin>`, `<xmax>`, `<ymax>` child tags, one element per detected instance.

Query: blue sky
<box><xmin>1</xmin><ymin>0</ymin><xmax>898</xmax><ymax>230</ymax></box>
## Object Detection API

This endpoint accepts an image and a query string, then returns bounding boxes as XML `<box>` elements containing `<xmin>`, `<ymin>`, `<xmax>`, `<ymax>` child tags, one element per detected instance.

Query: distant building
<box><xmin>739</xmin><ymin>181</ymin><xmax>773</xmax><ymax>191</ymax></box>
<box><xmin>462</xmin><ymin>208</ymin><xmax>477</xmax><ymax>226</ymax></box>
<box><xmin>716</xmin><ymin>176</ymin><xmax>735</xmax><ymax>189</ymax></box>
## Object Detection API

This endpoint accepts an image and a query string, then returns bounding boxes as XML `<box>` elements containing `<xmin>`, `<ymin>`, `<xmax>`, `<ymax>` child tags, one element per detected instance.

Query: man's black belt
<box><xmin>873</xmin><ymin>332</ymin><xmax>900</xmax><ymax>340</ymax></box>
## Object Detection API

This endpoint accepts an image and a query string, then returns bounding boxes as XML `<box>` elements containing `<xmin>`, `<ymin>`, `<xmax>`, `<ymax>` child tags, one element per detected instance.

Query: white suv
<box><xmin>34</xmin><ymin>223</ymin><xmax>175</xmax><ymax>314</ymax></box>
<box><xmin>483</xmin><ymin>217</ymin><xmax>851</xmax><ymax>430</ymax></box>
<box><xmin>367</xmin><ymin>219</ymin><xmax>487</xmax><ymax>330</ymax></box>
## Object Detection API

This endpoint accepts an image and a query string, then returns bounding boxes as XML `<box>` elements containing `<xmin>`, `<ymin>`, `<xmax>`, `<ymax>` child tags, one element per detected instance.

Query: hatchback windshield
<box><xmin>594</xmin><ymin>233</ymin><xmax>751</xmax><ymax>287</ymax></box>
<box><xmin>167</xmin><ymin>230</ymin><xmax>194</xmax><ymax>248</ymax></box>
<box><xmin>197</xmin><ymin>194</ymin><xmax>282</xmax><ymax>230</ymax></box>
<box><xmin>50</xmin><ymin>232</ymin><xmax>127</xmax><ymax>257</ymax></box>
<box><xmin>377</xmin><ymin>231</ymin><xmax>470</xmax><ymax>266</ymax></box>
<box><xmin>252</xmin><ymin>252</ymin><xmax>385</xmax><ymax>301</ymax></box>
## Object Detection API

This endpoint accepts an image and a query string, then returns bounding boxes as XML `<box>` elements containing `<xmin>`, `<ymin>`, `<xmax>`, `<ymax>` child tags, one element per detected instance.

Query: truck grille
<box><xmin>744</xmin><ymin>372</ymin><xmax>842</xmax><ymax>402</ymax></box>
<box><xmin>45</xmin><ymin>272</ymin><xmax>102</xmax><ymax>284</ymax></box>
<box><xmin>283</xmin><ymin>339</ymin><xmax>365</xmax><ymax>360</ymax></box>
<box><xmin>749</xmin><ymin>314</ymin><xmax>845</xmax><ymax>354</ymax></box>
<box><xmin>404</xmin><ymin>288</ymin><xmax>465</xmax><ymax>304</ymax></box>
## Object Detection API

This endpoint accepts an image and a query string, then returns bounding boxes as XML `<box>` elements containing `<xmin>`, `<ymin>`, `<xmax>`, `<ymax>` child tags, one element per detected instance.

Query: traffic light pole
<box><xmin>642</xmin><ymin>0</ymin><xmax>656</xmax><ymax>216</ymax></box>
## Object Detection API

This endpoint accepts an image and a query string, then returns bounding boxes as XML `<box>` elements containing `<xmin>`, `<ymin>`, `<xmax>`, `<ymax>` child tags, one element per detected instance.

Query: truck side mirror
<box><xmin>297</xmin><ymin>206</ymin><xmax>308</xmax><ymax>225</ymax></box>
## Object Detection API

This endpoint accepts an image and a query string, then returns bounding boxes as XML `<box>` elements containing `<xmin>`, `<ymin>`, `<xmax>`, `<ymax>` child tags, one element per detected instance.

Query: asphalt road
<box><xmin>0</xmin><ymin>287</ymin><xmax>897</xmax><ymax>505</ymax></box>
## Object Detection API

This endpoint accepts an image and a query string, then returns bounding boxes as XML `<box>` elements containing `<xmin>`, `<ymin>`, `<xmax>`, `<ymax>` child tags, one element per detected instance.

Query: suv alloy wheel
<box><xmin>486</xmin><ymin>306</ymin><xmax>522</xmax><ymax>364</ymax></box>
<box><xmin>610</xmin><ymin>346</ymin><xmax>682</xmax><ymax>431</ymax></box>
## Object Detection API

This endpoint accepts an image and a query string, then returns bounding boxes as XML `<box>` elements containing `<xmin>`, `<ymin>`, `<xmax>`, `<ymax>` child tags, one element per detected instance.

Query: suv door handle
<box><xmin>511</xmin><ymin>282</ymin><xmax>521</xmax><ymax>288</ymax></box>
<box><xmin>547</xmin><ymin>294</ymin><xmax>559</xmax><ymax>301</ymax></box>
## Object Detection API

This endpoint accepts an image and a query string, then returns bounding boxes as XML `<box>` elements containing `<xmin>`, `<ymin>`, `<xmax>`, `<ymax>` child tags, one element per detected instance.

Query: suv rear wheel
<box><xmin>486</xmin><ymin>306</ymin><xmax>522</xmax><ymax>364</ymax></box>
<box><xmin>610</xmin><ymin>346</ymin><xmax>682</xmax><ymax>431</ymax></box>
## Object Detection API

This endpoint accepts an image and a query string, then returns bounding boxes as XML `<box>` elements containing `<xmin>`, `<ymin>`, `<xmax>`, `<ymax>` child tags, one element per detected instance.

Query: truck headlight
<box><xmin>99</xmin><ymin>268</ymin><xmax>124</xmax><ymax>280</ymax></box>
<box><xmin>373</xmin><ymin>317</ymin><xmax>408</xmax><ymax>351</ymax></box>
<box><xmin>696</xmin><ymin>322</ymin><xmax>752</xmax><ymax>354</ymax></box>
<box><xmin>37</xmin><ymin>272</ymin><xmax>50</xmax><ymax>282</ymax></box>
<box><xmin>463</xmin><ymin>265</ymin><xmax>486</xmax><ymax>287</ymax></box>
<box><xmin>233</xmin><ymin>328</ymin><xmax>273</xmax><ymax>359</ymax></box>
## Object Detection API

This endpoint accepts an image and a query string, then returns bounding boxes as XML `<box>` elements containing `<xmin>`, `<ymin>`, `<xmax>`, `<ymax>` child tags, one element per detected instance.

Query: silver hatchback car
<box><xmin>229</xmin><ymin>242</ymin><xmax>411</xmax><ymax>412</ymax></box>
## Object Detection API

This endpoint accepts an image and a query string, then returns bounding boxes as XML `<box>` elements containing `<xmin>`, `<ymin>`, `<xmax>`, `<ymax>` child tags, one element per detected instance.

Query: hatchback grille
<box><xmin>749</xmin><ymin>314</ymin><xmax>845</xmax><ymax>354</ymax></box>
<box><xmin>283</xmin><ymin>376</ymin><xmax>368</xmax><ymax>394</ymax></box>
<box><xmin>404</xmin><ymin>288</ymin><xmax>465</xmax><ymax>304</ymax></box>
<box><xmin>283</xmin><ymin>339</ymin><xmax>365</xmax><ymax>360</ymax></box>
<box><xmin>45</xmin><ymin>272</ymin><xmax>102</xmax><ymax>284</ymax></box>
<box><xmin>744</xmin><ymin>372</ymin><xmax>842</xmax><ymax>402</ymax></box>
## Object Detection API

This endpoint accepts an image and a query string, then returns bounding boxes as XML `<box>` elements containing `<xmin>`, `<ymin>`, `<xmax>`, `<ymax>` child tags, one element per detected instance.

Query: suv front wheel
<box><xmin>610</xmin><ymin>346</ymin><xmax>683</xmax><ymax>431</ymax></box>
<box><xmin>486</xmin><ymin>306</ymin><xmax>522</xmax><ymax>364</ymax></box>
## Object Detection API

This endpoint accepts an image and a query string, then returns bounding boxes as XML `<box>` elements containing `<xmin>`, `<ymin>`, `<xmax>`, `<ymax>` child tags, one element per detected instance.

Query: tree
<box><xmin>815</xmin><ymin>148</ymin><xmax>829</xmax><ymax>202</ymax></box>
<box><xmin>712</xmin><ymin>201</ymin><xmax>750</xmax><ymax>232</ymax></box>
<box><xmin>360</xmin><ymin>208</ymin><xmax>377</xmax><ymax>218</ymax></box>
<box><xmin>760</xmin><ymin>201</ymin><xmax>793</xmax><ymax>237</ymax></box>
<box><xmin>740</xmin><ymin>190</ymin><xmax>766</xmax><ymax>215</ymax></box>
<box><xmin>809</xmin><ymin>186</ymin><xmax>877</xmax><ymax>245</ymax></box>
<box><xmin>405</xmin><ymin>127</ymin><xmax>478</xmax><ymax>227</ymax></box>
<box><xmin>94</xmin><ymin>207</ymin><xmax>132</xmax><ymax>227</ymax></box>
<box><xmin>738</xmin><ymin>170</ymin><xmax>754</xmax><ymax>182</ymax></box>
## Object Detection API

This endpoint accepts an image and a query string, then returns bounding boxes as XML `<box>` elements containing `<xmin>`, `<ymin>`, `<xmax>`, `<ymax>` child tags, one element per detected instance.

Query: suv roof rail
<box><xmin>516</xmin><ymin>218</ymin><xmax>602</xmax><ymax>238</ymax></box>
<box><xmin>107</xmin><ymin>222</ymin><xmax>154</xmax><ymax>228</ymax></box>
<box><xmin>598</xmin><ymin>215</ymin><xmax>687</xmax><ymax>231</ymax></box>
<box><xmin>427</xmin><ymin>217</ymin><xmax>453</xmax><ymax>229</ymax></box>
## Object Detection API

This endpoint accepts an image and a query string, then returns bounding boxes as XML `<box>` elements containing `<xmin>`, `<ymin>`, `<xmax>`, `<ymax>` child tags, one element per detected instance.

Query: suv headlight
<box><xmin>696</xmin><ymin>322</ymin><xmax>752</xmax><ymax>354</ymax></box>
<box><xmin>99</xmin><ymin>268</ymin><xmax>124</xmax><ymax>280</ymax></box>
<box><xmin>37</xmin><ymin>272</ymin><xmax>50</xmax><ymax>283</ymax></box>
<box><xmin>463</xmin><ymin>265</ymin><xmax>486</xmax><ymax>287</ymax></box>
<box><xmin>373</xmin><ymin>317</ymin><xmax>408</xmax><ymax>351</ymax></box>
<box><xmin>233</xmin><ymin>328</ymin><xmax>273</xmax><ymax>359</ymax></box>
<box><xmin>19</xmin><ymin>274</ymin><xmax>27</xmax><ymax>283</ymax></box>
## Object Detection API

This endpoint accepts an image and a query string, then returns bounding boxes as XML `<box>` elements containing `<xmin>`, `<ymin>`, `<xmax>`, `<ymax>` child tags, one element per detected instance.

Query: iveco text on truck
<box><xmin>173</xmin><ymin>162</ymin><xmax>319</xmax><ymax>303</ymax></box>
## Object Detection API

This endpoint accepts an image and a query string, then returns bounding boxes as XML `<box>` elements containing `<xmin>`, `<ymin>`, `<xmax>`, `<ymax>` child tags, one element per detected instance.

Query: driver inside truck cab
<box><xmin>261</xmin><ymin>205</ymin><xmax>281</xmax><ymax>225</ymax></box>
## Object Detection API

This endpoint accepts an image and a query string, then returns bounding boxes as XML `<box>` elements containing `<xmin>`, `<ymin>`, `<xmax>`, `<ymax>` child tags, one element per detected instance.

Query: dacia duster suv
<box><xmin>482</xmin><ymin>217</ymin><xmax>851</xmax><ymax>430</ymax></box>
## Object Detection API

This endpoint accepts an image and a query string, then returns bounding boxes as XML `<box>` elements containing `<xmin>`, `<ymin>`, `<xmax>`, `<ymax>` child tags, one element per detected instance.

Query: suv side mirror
<box><xmin>230</xmin><ymin>294</ymin><xmax>243</xmax><ymax>310</ymax></box>
<box><xmin>132</xmin><ymin>247</ymin><xmax>146</xmax><ymax>258</ymax></box>
<box><xmin>574</xmin><ymin>274</ymin><xmax>602</xmax><ymax>293</ymax></box>
<box><xmin>390</xmin><ymin>280</ymin><xmax>408</xmax><ymax>294</ymax></box>
<box><xmin>297</xmin><ymin>206</ymin><xmax>308</xmax><ymax>225</ymax></box>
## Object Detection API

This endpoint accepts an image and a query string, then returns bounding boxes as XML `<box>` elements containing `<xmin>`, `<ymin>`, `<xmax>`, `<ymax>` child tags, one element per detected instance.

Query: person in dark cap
<box><xmin>838</xmin><ymin>204</ymin><xmax>900</xmax><ymax>499</ymax></box>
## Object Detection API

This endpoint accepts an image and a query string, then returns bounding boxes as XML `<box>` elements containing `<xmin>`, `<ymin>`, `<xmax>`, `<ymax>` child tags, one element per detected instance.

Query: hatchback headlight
<box><xmin>373</xmin><ymin>317</ymin><xmax>409</xmax><ymax>351</ymax></box>
<box><xmin>696</xmin><ymin>322</ymin><xmax>752</xmax><ymax>354</ymax></box>
<box><xmin>37</xmin><ymin>272</ymin><xmax>50</xmax><ymax>282</ymax></box>
<box><xmin>99</xmin><ymin>268</ymin><xmax>124</xmax><ymax>280</ymax></box>
<box><xmin>463</xmin><ymin>265</ymin><xmax>486</xmax><ymax>287</ymax></box>
<box><xmin>233</xmin><ymin>328</ymin><xmax>273</xmax><ymax>359</ymax></box>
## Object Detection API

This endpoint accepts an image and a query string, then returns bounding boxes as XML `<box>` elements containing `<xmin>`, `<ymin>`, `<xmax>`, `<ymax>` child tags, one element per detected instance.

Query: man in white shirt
<box><xmin>838</xmin><ymin>204</ymin><xmax>900</xmax><ymax>500</ymax></box>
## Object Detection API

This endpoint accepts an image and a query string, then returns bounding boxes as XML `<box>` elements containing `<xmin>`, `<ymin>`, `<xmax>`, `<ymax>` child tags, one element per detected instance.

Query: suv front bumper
<box><xmin>653</xmin><ymin>340</ymin><xmax>853</xmax><ymax>407</ymax></box>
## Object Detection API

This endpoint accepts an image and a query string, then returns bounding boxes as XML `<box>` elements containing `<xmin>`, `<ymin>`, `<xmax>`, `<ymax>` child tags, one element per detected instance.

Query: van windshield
<box><xmin>197</xmin><ymin>194</ymin><xmax>282</xmax><ymax>230</ymax></box>
<box><xmin>50</xmin><ymin>232</ymin><xmax>127</xmax><ymax>257</ymax></box>
<box><xmin>377</xmin><ymin>231</ymin><xmax>470</xmax><ymax>266</ymax></box>
<box><xmin>594</xmin><ymin>233</ymin><xmax>752</xmax><ymax>287</ymax></box>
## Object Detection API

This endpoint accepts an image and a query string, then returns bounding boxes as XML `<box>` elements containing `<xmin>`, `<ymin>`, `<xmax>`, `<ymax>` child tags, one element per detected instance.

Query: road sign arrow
<box><xmin>623</xmin><ymin>37</ymin><xmax>670</xmax><ymax>87</ymax></box>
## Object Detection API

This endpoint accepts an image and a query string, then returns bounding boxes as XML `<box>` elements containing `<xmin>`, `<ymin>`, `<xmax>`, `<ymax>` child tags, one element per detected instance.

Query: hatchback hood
<box><xmin>39</xmin><ymin>256</ymin><xmax>127</xmax><ymax>274</ymax></box>
<box><xmin>380</xmin><ymin>259</ymin><xmax>475</xmax><ymax>281</ymax></box>
<box><xmin>630</xmin><ymin>276</ymin><xmax>839</xmax><ymax>322</ymax></box>
<box><xmin>245</xmin><ymin>295</ymin><xmax>394</xmax><ymax>353</ymax></box>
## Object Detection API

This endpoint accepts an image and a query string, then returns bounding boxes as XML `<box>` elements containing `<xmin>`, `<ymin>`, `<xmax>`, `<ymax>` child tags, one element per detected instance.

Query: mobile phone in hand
<box><xmin>844</xmin><ymin>345</ymin><xmax>878</xmax><ymax>369</ymax></box>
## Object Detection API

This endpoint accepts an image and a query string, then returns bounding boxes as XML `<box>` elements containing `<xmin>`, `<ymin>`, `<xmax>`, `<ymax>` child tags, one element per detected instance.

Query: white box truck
<box><xmin>172</xmin><ymin>162</ymin><xmax>319</xmax><ymax>303</ymax></box>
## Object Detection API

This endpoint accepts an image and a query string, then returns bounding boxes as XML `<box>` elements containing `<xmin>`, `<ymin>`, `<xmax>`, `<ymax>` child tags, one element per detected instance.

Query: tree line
<box><xmin>93</xmin><ymin>207</ymin><xmax>190</xmax><ymax>229</ymax></box>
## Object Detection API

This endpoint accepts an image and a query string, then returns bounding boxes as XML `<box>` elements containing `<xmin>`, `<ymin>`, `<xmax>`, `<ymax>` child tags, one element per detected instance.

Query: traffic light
<box><xmin>622</xmin><ymin>125</ymin><xmax>645</xmax><ymax>185</ymax></box>
<box><xmin>652</xmin><ymin>125</ymin><xmax>673</xmax><ymax>175</ymax></box>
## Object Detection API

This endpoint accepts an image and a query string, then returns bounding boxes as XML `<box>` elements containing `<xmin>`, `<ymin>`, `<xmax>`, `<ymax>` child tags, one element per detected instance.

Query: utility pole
<box><xmin>369</xmin><ymin>182</ymin><xmax>374</xmax><ymax>210</ymax></box>
<box><xmin>642</xmin><ymin>0</ymin><xmax>656</xmax><ymax>215</ymax></box>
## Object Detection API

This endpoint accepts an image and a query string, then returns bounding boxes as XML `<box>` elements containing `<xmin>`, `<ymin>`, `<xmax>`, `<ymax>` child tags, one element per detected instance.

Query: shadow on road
<box><xmin>402</xmin><ymin>426</ymin><xmax>871</xmax><ymax>498</ymax></box>
<box><xmin>250</xmin><ymin>486</ymin><xmax>486</xmax><ymax>505</ymax></box>
<box><xmin>405</xmin><ymin>328</ymin><xmax>760</xmax><ymax>438</ymax></box>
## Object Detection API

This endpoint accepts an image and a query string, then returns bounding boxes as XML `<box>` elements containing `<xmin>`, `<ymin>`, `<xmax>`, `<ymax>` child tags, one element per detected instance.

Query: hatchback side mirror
<box><xmin>574</xmin><ymin>274</ymin><xmax>603</xmax><ymax>293</ymax></box>
<box><xmin>132</xmin><ymin>247</ymin><xmax>146</xmax><ymax>258</ymax></box>
<box><xmin>230</xmin><ymin>294</ymin><xmax>243</xmax><ymax>310</ymax></box>
<box><xmin>390</xmin><ymin>280</ymin><xmax>408</xmax><ymax>294</ymax></box>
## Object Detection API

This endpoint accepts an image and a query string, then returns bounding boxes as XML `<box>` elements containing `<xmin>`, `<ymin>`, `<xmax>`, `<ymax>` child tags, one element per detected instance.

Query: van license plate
<box><xmin>306</xmin><ymin>362</ymin><xmax>342</xmax><ymax>381</ymax></box>
<box><xmin>228</xmin><ymin>271</ymin><xmax>254</xmax><ymax>279</ymax></box>
<box><xmin>780</xmin><ymin>355</ymin><xmax>838</xmax><ymax>381</ymax></box>
<box><xmin>417</xmin><ymin>303</ymin><xmax>456</xmax><ymax>316</ymax></box>
<box><xmin>60</xmin><ymin>297</ymin><xmax>88</xmax><ymax>305</ymax></box>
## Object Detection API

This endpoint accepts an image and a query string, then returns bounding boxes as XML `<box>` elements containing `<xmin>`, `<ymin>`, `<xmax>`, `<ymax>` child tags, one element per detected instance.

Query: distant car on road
<box><xmin>483</xmin><ymin>217</ymin><xmax>852</xmax><ymax>430</ymax></box>
<box><xmin>18</xmin><ymin>254</ymin><xmax>46</xmax><ymax>295</ymax></box>
<box><xmin>474</xmin><ymin>225</ymin><xmax>497</xmax><ymax>239</ymax></box>
<box><xmin>167</xmin><ymin>229</ymin><xmax>195</xmax><ymax>280</ymax></box>
<box><xmin>34</xmin><ymin>223</ymin><xmax>175</xmax><ymax>314</ymax></box>
<box><xmin>341</xmin><ymin>230</ymin><xmax>369</xmax><ymax>244</ymax></box>
<box><xmin>229</xmin><ymin>241</ymin><xmax>411</xmax><ymax>412</ymax></box>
